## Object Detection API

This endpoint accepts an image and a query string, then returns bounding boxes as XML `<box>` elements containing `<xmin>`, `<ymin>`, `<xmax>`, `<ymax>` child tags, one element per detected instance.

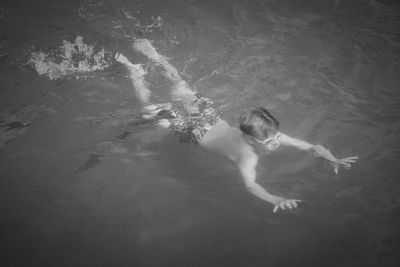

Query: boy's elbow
<box><xmin>245</xmin><ymin>180</ymin><xmax>257</xmax><ymax>190</ymax></box>
<box><xmin>304</xmin><ymin>143</ymin><xmax>314</xmax><ymax>151</ymax></box>
<box><xmin>280</xmin><ymin>134</ymin><xmax>315</xmax><ymax>151</ymax></box>
<box><xmin>293</xmin><ymin>141</ymin><xmax>313</xmax><ymax>151</ymax></box>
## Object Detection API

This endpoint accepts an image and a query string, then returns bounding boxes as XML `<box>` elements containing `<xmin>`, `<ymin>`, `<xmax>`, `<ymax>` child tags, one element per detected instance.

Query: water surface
<box><xmin>0</xmin><ymin>0</ymin><xmax>399</xmax><ymax>266</ymax></box>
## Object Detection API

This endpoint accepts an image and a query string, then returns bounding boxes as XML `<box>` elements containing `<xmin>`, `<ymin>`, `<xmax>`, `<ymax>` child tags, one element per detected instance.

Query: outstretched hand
<box><xmin>273</xmin><ymin>198</ymin><xmax>302</xmax><ymax>213</ymax></box>
<box><xmin>330</xmin><ymin>156</ymin><xmax>358</xmax><ymax>174</ymax></box>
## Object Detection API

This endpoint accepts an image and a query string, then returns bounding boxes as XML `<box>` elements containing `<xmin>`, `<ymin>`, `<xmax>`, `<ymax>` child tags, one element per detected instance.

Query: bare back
<box><xmin>199</xmin><ymin>120</ymin><xmax>255</xmax><ymax>162</ymax></box>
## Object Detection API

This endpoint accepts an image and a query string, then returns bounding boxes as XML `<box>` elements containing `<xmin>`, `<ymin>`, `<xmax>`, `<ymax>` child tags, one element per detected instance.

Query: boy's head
<box><xmin>239</xmin><ymin>107</ymin><xmax>280</xmax><ymax>141</ymax></box>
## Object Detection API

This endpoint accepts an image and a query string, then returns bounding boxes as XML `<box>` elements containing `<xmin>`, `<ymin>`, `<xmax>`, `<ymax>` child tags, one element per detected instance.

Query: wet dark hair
<box><xmin>239</xmin><ymin>107</ymin><xmax>280</xmax><ymax>140</ymax></box>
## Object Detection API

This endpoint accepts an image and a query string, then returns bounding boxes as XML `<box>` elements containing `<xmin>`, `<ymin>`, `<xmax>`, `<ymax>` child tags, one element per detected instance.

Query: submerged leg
<box><xmin>132</xmin><ymin>39</ymin><xmax>196</xmax><ymax>105</ymax></box>
<box><xmin>115</xmin><ymin>53</ymin><xmax>151</xmax><ymax>103</ymax></box>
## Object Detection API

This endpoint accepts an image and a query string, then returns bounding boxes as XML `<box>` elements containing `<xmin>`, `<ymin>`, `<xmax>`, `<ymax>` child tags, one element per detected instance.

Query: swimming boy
<box><xmin>138</xmin><ymin>101</ymin><xmax>358</xmax><ymax>213</ymax></box>
<box><xmin>199</xmin><ymin>107</ymin><xmax>358</xmax><ymax>213</ymax></box>
<box><xmin>116</xmin><ymin>39</ymin><xmax>358</xmax><ymax>213</ymax></box>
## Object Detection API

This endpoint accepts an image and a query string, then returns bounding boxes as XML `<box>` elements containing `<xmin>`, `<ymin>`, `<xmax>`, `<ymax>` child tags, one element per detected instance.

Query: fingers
<box><xmin>273</xmin><ymin>200</ymin><xmax>302</xmax><ymax>213</ymax></box>
<box><xmin>330</xmin><ymin>162</ymin><xmax>339</xmax><ymax>174</ymax></box>
<box><xmin>273</xmin><ymin>205</ymin><xmax>278</xmax><ymax>213</ymax></box>
<box><xmin>341</xmin><ymin>156</ymin><xmax>358</xmax><ymax>164</ymax></box>
<box><xmin>341</xmin><ymin>163</ymin><xmax>352</xmax><ymax>168</ymax></box>
<box><xmin>331</xmin><ymin>156</ymin><xmax>358</xmax><ymax>173</ymax></box>
<box><xmin>290</xmin><ymin>199</ymin><xmax>302</xmax><ymax>208</ymax></box>
<box><xmin>290</xmin><ymin>199</ymin><xmax>300</xmax><ymax>208</ymax></box>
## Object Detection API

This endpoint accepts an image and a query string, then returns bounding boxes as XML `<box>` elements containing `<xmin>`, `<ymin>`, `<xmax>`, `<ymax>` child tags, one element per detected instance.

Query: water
<box><xmin>1</xmin><ymin>0</ymin><xmax>399</xmax><ymax>266</ymax></box>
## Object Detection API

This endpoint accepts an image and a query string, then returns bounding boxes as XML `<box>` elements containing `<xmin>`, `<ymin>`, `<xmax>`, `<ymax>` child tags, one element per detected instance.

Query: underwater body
<box><xmin>0</xmin><ymin>0</ymin><xmax>399</xmax><ymax>266</ymax></box>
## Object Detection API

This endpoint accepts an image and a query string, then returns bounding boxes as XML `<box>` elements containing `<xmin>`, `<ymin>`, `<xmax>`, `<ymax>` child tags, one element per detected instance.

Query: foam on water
<box><xmin>29</xmin><ymin>36</ymin><xmax>110</xmax><ymax>80</ymax></box>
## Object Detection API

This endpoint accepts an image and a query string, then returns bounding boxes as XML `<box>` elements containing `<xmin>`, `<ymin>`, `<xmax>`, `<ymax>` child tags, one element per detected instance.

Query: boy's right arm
<box><xmin>237</xmin><ymin>149</ymin><xmax>301</xmax><ymax>213</ymax></box>
<box><xmin>200</xmin><ymin>122</ymin><xmax>301</xmax><ymax>213</ymax></box>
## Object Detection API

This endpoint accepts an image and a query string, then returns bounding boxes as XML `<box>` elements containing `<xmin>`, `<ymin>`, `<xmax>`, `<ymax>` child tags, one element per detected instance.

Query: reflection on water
<box><xmin>0</xmin><ymin>0</ymin><xmax>399</xmax><ymax>266</ymax></box>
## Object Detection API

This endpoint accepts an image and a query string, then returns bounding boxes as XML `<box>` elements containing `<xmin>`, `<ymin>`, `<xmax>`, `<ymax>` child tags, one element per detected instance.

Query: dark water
<box><xmin>1</xmin><ymin>0</ymin><xmax>400</xmax><ymax>266</ymax></box>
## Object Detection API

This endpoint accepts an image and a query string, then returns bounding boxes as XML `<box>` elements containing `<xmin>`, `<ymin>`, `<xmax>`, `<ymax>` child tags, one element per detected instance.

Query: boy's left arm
<box><xmin>279</xmin><ymin>133</ymin><xmax>358</xmax><ymax>174</ymax></box>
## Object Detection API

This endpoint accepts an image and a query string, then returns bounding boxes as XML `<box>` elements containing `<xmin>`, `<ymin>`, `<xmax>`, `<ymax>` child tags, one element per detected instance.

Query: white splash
<box><xmin>29</xmin><ymin>36</ymin><xmax>110</xmax><ymax>80</ymax></box>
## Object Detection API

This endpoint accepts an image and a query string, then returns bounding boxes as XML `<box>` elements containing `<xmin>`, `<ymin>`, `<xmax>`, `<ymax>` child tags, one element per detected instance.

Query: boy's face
<box><xmin>248</xmin><ymin>132</ymin><xmax>281</xmax><ymax>151</ymax></box>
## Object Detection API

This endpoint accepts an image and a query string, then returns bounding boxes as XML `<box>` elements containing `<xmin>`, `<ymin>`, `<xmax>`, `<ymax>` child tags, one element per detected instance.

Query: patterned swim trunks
<box><xmin>142</xmin><ymin>97</ymin><xmax>220</xmax><ymax>144</ymax></box>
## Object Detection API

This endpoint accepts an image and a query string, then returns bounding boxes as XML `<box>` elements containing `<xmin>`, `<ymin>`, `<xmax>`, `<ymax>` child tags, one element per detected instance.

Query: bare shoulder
<box><xmin>200</xmin><ymin>120</ymin><xmax>253</xmax><ymax>161</ymax></box>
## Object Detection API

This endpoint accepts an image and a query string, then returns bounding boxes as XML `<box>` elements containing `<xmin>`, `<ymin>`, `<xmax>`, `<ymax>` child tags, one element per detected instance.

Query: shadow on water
<box><xmin>0</xmin><ymin>0</ymin><xmax>400</xmax><ymax>266</ymax></box>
